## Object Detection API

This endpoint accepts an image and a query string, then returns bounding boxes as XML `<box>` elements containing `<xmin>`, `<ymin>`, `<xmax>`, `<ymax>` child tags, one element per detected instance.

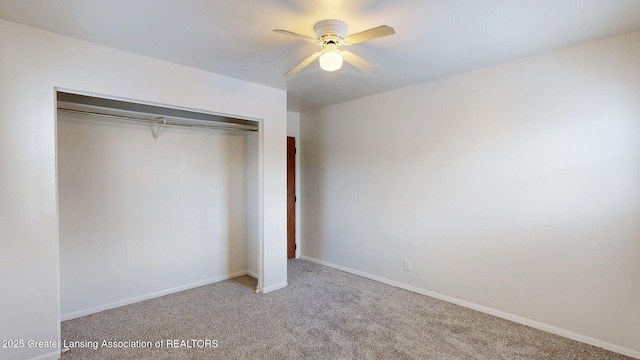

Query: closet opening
<box><xmin>56</xmin><ymin>91</ymin><xmax>261</xmax><ymax>321</ymax></box>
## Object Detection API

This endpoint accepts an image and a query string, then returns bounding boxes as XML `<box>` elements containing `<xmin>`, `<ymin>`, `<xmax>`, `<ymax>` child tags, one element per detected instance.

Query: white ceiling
<box><xmin>2</xmin><ymin>0</ymin><xmax>640</xmax><ymax>112</ymax></box>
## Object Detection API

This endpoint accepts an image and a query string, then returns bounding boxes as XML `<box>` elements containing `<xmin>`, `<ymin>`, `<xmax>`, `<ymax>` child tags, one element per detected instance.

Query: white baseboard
<box><xmin>28</xmin><ymin>350</ymin><xmax>60</xmax><ymax>360</ymax></box>
<box><xmin>247</xmin><ymin>270</ymin><xmax>259</xmax><ymax>279</ymax></box>
<box><xmin>300</xmin><ymin>256</ymin><xmax>640</xmax><ymax>359</ymax></box>
<box><xmin>262</xmin><ymin>281</ymin><xmax>287</xmax><ymax>294</ymax></box>
<box><xmin>61</xmin><ymin>270</ymin><xmax>249</xmax><ymax>321</ymax></box>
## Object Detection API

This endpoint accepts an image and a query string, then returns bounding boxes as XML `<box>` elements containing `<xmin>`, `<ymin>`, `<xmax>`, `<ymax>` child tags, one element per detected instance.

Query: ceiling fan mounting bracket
<box><xmin>314</xmin><ymin>20</ymin><xmax>347</xmax><ymax>47</ymax></box>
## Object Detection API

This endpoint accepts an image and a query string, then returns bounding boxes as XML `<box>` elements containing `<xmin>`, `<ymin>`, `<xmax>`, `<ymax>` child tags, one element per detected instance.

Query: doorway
<box><xmin>287</xmin><ymin>136</ymin><xmax>296</xmax><ymax>259</ymax></box>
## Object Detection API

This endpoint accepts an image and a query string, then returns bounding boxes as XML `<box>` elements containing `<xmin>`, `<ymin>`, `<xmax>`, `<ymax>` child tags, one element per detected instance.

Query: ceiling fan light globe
<box><xmin>319</xmin><ymin>50</ymin><xmax>343</xmax><ymax>72</ymax></box>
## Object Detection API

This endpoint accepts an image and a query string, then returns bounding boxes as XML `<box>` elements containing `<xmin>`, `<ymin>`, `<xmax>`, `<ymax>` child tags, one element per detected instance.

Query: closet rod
<box><xmin>57</xmin><ymin>107</ymin><xmax>258</xmax><ymax>132</ymax></box>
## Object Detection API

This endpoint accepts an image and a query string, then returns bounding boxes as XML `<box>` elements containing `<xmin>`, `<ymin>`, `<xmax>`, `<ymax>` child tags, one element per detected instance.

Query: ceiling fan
<box><xmin>273</xmin><ymin>20</ymin><xmax>395</xmax><ymax>77</ymax></box>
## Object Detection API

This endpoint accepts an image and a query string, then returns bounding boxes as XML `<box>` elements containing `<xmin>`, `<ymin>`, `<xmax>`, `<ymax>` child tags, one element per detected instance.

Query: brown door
<box><xmin>287</xmin><ymin>137</ymin><xmax>296</xmax><ymax>258</ymax></box>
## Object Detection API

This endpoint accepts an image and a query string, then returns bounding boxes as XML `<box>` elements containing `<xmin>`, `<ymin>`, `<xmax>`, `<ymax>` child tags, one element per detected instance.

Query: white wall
<box><xmin>0</xmin><ymin>20</ymin><xmax>287</xmax><ymax>360</ymax></box>
<box><xmin>57</xmin><ymin>112</ymin><xmax>254</xmax><ymax>319</ymax></box>
<box><xmin>287</xmin><ymin>111</ymin><xmax>301</xmax><ymax>257</ymax></box>
<box><xmin>301</xmin><ymin>31</ymin><xmax>640</xmax><ymax>357</ymax></box>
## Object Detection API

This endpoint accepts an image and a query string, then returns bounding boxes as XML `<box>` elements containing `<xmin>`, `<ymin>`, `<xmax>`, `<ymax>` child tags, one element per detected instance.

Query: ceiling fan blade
<box><xmin>341</xmin><ymin>51</ymin><xmax>376</xmax><ymax>73</ymax></box>
<box><xmin>273</xmin><ymin>29</ymin><xmax>317</xmax><ymax>42</ymax></box>
<box><xmin>284</xmin><ymin>52</ymin><xmax>321</xmax><ymax>77</ymax></box>
<box><xmin>344</xmin><ymin>25</ymin><xmax>395</xmax><ymax>44</ymax></box>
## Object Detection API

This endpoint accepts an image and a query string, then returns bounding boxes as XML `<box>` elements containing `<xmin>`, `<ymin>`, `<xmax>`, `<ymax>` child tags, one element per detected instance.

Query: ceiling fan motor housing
<box><xmin>314</xmin><ymin>20</ymin><xmax>347</xmax><ymax>45</ymax></box>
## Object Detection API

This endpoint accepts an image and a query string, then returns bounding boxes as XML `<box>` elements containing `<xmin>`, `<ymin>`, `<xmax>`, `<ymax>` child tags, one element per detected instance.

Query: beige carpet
<box><xmin>61</xmin><ymin>259</ymin><xmax>632</xmax><ymax>359</ymax></box>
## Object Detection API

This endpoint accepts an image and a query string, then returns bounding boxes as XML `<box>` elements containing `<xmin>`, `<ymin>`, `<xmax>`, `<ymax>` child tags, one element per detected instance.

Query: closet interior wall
<box><xmin>57</xmin><ymin>104</ymin><xmax>259</xmax><ymax>320</ymax></box>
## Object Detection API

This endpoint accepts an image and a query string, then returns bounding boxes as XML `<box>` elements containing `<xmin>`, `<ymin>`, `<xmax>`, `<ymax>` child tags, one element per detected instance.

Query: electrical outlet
<box><xmin>403</xmin><ymin>259</ymin><xmax>412</xmax><ymax>271</ymax></box>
